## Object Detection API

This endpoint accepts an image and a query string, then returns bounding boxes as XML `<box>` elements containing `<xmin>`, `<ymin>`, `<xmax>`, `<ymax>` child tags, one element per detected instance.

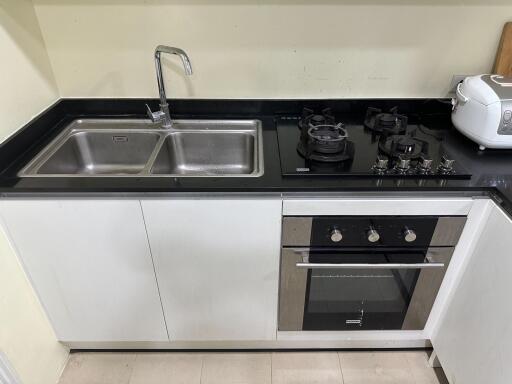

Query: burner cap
<box><xmin>376</xmin><ymin>113</ymin><xmax>398</xmax><ymax>127</ymax></box>
<box><xmin>311</xmin><ymin>114</ymin><xmax>327</xmax><ymax>125</ymax></box>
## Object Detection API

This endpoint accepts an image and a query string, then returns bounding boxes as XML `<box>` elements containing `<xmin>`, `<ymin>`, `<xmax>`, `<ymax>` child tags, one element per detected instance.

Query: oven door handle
<box><xmin>295</xmin><ymin>262</ymin><xmax>445</xmax><ymax>269</ymax></box>
<box><xmin>290</xmin><ymin>248</ymin><xmax>445</xmax><ymax>269</ymax></box>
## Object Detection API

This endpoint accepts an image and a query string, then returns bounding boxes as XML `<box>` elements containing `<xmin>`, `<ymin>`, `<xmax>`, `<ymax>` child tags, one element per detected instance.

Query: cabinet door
<box><xmin>432</xmin><ymin>203</ymin><xmax>512</xmax><ymax>384</ymax></box>
<box><xmin>0</xmin><ymin>199</ymin><xmax>168</xmax><ymax>342</ymax></box>
<box><xmin>141</xmin><ymin>199</ymin><xmax>282</xmax><ymax>341</ymax></box>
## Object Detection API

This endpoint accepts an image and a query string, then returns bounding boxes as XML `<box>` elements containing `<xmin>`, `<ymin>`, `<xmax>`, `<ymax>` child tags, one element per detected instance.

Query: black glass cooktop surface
<box><xmin>277</xmin><ymin>116</ymin><xmax>471</xmax><ymax>179</ymax></box>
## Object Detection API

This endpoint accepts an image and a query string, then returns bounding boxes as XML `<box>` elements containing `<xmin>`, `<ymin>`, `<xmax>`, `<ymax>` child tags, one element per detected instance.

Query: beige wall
<box><xmin>32</xmin><ymin>0</ymin><xmax>512</xmax><ymax>99</ymax></box>
<box><xmin>0</xmin><ymin>4</ymin><xmax>68</xmax><ymax>384</ymax></box>
<box><xmin>0</xmin><ymin>0</ymin><xmax>58</xmax><ymax>143</ymax></box>
<box><xmin>0</xmin><ymin>225</ymin><xmax>69</xmax><ymax>384</ymax></box>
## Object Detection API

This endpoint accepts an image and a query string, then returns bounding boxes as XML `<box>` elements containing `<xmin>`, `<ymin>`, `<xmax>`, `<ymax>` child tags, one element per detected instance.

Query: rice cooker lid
<box><xmin>480</xmin><ymin>74</ymin><xmax>512</xmax><ymax>104</ymax></box>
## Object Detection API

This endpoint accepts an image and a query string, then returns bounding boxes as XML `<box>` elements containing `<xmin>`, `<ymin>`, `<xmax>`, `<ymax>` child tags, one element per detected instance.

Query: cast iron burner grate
<box><xmin>297</xmin><ymin>108</ymin><xmax>355</xmax><ymax>163</ymax></box>
<box><xmin>364</xmin><ymin>106</ymin><xmax>408</xmax><ymax>136</ymax></box>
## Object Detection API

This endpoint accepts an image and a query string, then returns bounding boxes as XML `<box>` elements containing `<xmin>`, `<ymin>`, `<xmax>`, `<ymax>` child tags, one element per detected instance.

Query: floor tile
<box><xmin>404</xmin><ymin>351</ymin><xmax>447</xmax><ymax>384</ymax></box>
<box><xmin>129</xmin><ymin>353</ymin><xmax>202</xmax><ymax>384</ymax></box>
<box><xmin>200</xmin><ymin>353</ymin><xmax>271</xmax><ymax>384</ymax></box>
<box><xmin>338</xmin><ymin>351</ymin><xmax>414</xmax><ymax>384</ymax></box>
<box><xmin>57</xmin><ymin>350</ymin><xmax>450</xmax><ymax>384</ymax></box>
<box><xmin>272</xmin><ymin>352</ymin><xmax>343</xmax><ymax>384</ymax></box>
<box><xmin>58</xmin><ymin>352</ymin><xmax>136</xmax><ymax>384</ymax></box>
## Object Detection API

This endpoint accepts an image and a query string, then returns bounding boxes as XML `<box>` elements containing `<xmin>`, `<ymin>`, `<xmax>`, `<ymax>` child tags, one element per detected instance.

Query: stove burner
<box><xmin>393</xmin><ymin>136</ymin><xmax>417</xmax><ymax>154</ymax></box>
<box><xmin>379</xmin><ymin>134</ymin><xmax>427</xmax><ymax>159</ymax></box>
<box><xmin>299</xmin><ymin>107</ymin><xmax>335</xmax><ymax>129</ymax></box>
<box><xmin>297</xmin><ymin>108</ymin><xmax>354</xmax><ymax>162</ymax></box>
<box><xmin>307</xmin><ymin>124</ymin><xmax>347</xmax><ymax>144</ymax></box>
<box><xmin>364</xmin><ymin>107</ymin><xmax>408</xmax><ymax>135</ymax></box>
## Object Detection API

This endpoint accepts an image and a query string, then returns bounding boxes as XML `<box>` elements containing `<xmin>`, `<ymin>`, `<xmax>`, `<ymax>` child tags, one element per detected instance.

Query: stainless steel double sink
<box><xmin>19</xmin><ymin>119</ymin><xmax>264</xmax><ymax>177</ymax></box>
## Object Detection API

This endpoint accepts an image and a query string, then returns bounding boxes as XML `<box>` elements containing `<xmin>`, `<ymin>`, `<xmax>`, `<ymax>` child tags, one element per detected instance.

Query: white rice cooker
<box><xmin>452</xmin><ymin>74</ymin><xmax>512</xmax><ymax>150</ymax></box>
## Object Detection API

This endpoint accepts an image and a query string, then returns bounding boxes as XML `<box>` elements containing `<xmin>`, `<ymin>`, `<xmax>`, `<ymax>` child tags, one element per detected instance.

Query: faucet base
<box><xmin>159</xmin><ymin>103</ymin><xmax>173</xmax><ymax>128</ymax></box>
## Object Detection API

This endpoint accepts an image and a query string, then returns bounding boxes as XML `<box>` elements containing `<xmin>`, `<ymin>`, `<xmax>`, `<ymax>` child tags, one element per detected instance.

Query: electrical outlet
<box><xmin>447</xmin><ymin>75</ymin><xmax>472</xmax><ymax>98</ymax></box>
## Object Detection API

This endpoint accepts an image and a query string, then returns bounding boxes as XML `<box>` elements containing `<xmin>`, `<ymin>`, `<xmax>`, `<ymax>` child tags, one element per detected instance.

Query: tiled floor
<box><xmin>58</xmin><ymin>350</ymin><xmax>448</xmax><ymax>384</ymax></box>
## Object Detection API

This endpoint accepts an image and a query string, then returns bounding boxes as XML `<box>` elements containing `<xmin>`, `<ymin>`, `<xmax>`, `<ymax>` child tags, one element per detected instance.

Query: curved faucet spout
<box><xmin>155</xmin><ymin>45</ymin><xmax>193</xmax><ymax>75</ymax></box>
<box><xmin>147</xmin><ymin>45</ymin><xmax>193</xmax><ymax>128</ymax></box>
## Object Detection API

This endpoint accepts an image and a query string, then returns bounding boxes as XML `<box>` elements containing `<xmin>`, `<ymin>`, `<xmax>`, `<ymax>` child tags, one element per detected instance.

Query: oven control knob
<box><xmin>330</xmin><ymin>228</ymin><xmax>343</xmax><ymax>242</ymax></box>
<box><xmin>367</xmin><ymin>228</ymin><xmax>380</xmax><ymax>243</ymax></box>
<box><xmin>403</xmin><ymin>228</ymin><xmax>417</xmax><ymax>242</ymax></box>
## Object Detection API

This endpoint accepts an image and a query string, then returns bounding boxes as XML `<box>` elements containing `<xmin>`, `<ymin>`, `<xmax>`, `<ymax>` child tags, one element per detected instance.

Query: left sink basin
<box><xmin>19</xmin><ymin>119</ymin><xmax>163</xmax><ymax>176</ymax></box>
<box><xmin>38</xmin><ymin>131</ymin><xmax>161</xmax><ymax>175</ymax></box>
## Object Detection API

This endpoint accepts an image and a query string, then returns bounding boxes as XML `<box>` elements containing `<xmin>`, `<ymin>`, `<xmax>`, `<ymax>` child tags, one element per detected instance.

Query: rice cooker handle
<box><xmin>455</xmin><ymin>82</ymin><xmax>469</xmax><ymax>105</ymax></box>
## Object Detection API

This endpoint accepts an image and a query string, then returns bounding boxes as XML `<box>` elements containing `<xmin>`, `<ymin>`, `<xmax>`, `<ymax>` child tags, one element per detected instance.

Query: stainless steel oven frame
<box><xmin>278</xmin><ymin>216</ymin><xmax>467</xmax><ymax>332</ymax></box>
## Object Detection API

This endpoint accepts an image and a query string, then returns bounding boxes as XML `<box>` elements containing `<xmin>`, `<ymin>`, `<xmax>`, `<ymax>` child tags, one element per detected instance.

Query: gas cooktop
<box><xmin>277</xmin><ymin>107</ymin><xmax>471</xmax><ymax>178</ymax></box>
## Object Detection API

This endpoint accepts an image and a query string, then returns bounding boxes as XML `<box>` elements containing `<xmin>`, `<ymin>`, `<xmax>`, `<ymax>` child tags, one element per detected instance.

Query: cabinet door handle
<box><xmin>295</xmin><ymin>262</ymin><xmax>445</xmax><ymax>270</ymax></box>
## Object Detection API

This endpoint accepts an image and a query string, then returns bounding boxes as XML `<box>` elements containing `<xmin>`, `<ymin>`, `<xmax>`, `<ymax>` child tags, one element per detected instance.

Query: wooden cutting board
<box><xmin>493</xmin><ymin>22</ymin><xmax>512</xmax><ymax>76</ymax></box>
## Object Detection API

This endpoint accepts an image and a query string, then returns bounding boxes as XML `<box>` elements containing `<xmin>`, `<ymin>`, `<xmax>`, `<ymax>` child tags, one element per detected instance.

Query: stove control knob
<box><xmin>438</xmin><ymin>157</ymin><xmax>455</xmax><ymax>173</ymax></box>
<box><xmin>367</xmin><ymin>227</ymin><xmax>380</xmax><ymax>243</ymax></box>
<box><xmin>419</xmin><ymin>157</ymin><xmax>433</xmax><ymax>170</ymax></box>
<box><xmin>330</xmin><ymin>228</ymin><xmax>343</xmax><ymax>243</ymax></box>
<box><xmin>374</xmin><ymin>157</ymin><xmax>389</xmax><ymax>170</ymax></box>
<box><xmin>396</xmin><ymin>158</ymin><xmax>411</xmax><ymax>172</ymax></box>
<box><xmin>403</xmin><ymin>228</ymin><xmax>417</xmax><ymax>243</ymax></box>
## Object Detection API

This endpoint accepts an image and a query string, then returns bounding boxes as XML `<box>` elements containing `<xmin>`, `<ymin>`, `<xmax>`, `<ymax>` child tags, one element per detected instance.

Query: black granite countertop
<box><xmin>1</xmin><ymin>98</ymin><xmax>511</xmax><ymax>213</ymax></box>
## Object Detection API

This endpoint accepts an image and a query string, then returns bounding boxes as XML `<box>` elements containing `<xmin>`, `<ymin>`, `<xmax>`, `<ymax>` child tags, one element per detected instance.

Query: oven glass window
<box><xmin>302</xmin><ymin>251</ymin><xmax>425</xmax><ymax>330</ymax></box>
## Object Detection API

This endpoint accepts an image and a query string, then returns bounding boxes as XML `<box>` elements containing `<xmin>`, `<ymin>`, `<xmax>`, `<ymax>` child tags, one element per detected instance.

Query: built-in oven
<box><xmin>279</xmin><ymin>216</ymin><xmax>466</xmax><ymax>331</ymax></box>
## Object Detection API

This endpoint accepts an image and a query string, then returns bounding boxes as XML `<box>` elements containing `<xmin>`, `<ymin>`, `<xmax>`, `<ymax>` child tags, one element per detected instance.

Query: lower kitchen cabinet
<box><xmin>432</xmin><ymin>202</ymin><xmax>512</xmax><ymax>384</ymax></box>
<box><xmin>0</xmin><ymin>199</ymin><xmax>168</xmax><ymax>342</ymax></box>
<box><xmin>141</xmin><ymin>198</ymin><xmax>282</xmax><ymax>341</ymax></box>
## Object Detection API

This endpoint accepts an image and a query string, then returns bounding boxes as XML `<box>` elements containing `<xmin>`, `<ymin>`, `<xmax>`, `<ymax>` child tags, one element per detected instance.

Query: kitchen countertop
<box><xmin>0</xmin><ymin>98</ymin><xmax>511</xmax><ymax>213</ymax></box>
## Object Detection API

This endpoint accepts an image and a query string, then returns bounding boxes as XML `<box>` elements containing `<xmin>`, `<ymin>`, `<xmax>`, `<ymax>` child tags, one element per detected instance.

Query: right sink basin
<box><xmin>151</xmin><ymin>120</ymin><xmax>263</xmax><ymax>177</ymax></box>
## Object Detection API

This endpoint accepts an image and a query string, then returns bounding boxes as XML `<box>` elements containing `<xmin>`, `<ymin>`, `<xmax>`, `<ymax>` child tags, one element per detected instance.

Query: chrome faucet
<box><xmin>146</xmin><ymin>45</ymin><xmax>193</xmax><ymax>128</ymax></box>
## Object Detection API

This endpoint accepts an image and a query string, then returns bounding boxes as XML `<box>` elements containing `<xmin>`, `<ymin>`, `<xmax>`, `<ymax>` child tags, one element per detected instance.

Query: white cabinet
<box><xmin>432</xmin><ymin>202</ymin><xmax>512</xmax><ymax>384</ymax></box>
<box><xmin>141</xmin><ymin>198</ymin><xmax>282</xmax><ymax>341</ymax></box>
<box><xmin>0</xmin><ymin>199</ymin><xmax>168</xmax><ymax>342</ymax></box>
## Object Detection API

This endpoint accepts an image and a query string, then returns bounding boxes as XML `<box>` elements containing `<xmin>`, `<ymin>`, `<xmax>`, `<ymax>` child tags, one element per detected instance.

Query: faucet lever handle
<box><xmin>145</xmin><ymin>104</ymin><xmax>166</xmax><ymax>123</ymax></box>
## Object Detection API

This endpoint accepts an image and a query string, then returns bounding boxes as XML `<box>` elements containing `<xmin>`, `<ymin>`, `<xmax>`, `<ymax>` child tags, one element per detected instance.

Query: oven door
<box><xmin>278</xmin><ymin>247</ymin><xmax>453</xmax><ymax>331</ymax></box>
